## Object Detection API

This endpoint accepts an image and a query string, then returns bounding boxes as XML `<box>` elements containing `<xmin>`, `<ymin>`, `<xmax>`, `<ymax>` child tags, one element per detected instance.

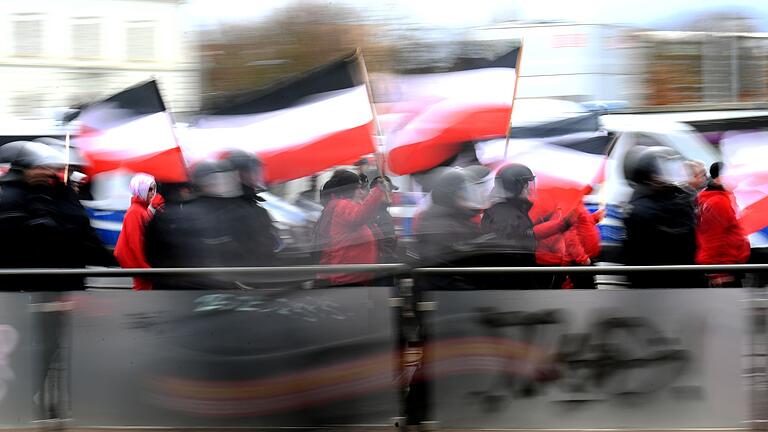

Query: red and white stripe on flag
<box><xmin>182</xmin><ymin>85</ymin><xmax>375</xmax><ymax>183</ymax></box>
<box><xmin>720</xmin><ymin>131</ymin><xmax>768</xmax><ymax>235</ymax></box>
<box><xmin>75</xmin><ymin>80</ymin><xmax>188</xmax><ymax>182</ymax></box>
<box><xmin>477</xmin><ymin>138</ymin><xmax>605</xmax><ymax>213</ymax></box>
<box><xmin>77</xmin><ymin>111</ymin><xmax>188</xmax><ymax>182</ymax></box>
<box><xmin>384</xmin><ymin>67</ymin><xmax>517</xmax><ymax>175</ymax></box>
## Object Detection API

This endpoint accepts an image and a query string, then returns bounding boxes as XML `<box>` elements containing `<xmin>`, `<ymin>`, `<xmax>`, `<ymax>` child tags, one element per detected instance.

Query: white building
<box><xmin>0</xmin><ymin>0</ymin><xmax>199</xmax><ymax>121</ymax></box>
<box><xmin>472</xmin><ymin>22</ymin><xmax>647</xmax><ymax>105</ymax></box>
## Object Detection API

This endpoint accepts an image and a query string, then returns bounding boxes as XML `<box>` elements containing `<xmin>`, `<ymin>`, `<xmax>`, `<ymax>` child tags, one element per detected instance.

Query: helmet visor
<box><xmin>659</xmin><ymin>157</ymin><xmax>689</xmax><ymax>186</ymax></box>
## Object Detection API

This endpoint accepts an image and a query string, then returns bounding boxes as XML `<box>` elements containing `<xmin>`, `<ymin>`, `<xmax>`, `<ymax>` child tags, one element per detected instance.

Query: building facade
<box><xmin>0</xmin><ymin>0</ymin><xmax>199</xmax><ymax>121</ymax></box>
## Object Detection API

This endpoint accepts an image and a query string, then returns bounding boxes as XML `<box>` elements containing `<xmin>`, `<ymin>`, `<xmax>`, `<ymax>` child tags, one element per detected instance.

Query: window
<box><xmin>13</xmin><ymin>17</ymin><xmax>43</xmax><ymax>57</ymax></box>
<box><xmin>126</xmin><ymin>23</ymin><xmax>155</xmax><ymax>61</ymax></box>
<box><xmin>72</xmin><ymin>19</ymin><xmax>101</xmax><ymax>59</ymax></box>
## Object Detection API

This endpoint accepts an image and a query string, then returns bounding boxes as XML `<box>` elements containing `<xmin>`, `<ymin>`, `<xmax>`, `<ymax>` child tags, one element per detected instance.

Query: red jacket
<box><xmin>528</xmin><ymin>198</ymin><xmax>577</xmax><ymax>266</ymax></box>
<box><xmin>319</xmin><ymin>188</ymin><xmax>385</xmax><ymax>284</ymax></box>
<box><xmin>567</xmin><ymin>204</ymin><xmax>601</xmax><ymax>262</ymax></box>
<box><xmin>696</xmin><ymin>186</ymin><xmax>750</xmax><ymax>265</ymax></box>
<box><xmin>114</xmin><ymin>197</ymin><xmax>153</xmax><ymax>290</ymax></box>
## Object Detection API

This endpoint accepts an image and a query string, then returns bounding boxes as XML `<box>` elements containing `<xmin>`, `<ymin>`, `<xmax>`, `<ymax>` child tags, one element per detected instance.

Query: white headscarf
<box><xmin>128</xmin><ymin>173</ymin><xmax>156</xmax><ymax>202</ymax></box>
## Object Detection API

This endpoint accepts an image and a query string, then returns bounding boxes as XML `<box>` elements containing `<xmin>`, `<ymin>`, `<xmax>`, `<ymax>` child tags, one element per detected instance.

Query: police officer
<box><xmin>0</xmin><ymin>141</ymin><xmax>115</xmax><ymax>291</ymax></box>
<box><xmin>145</xmin><ymin>160</ymin><xmax>278</xmax><ymax>289</ymax></box>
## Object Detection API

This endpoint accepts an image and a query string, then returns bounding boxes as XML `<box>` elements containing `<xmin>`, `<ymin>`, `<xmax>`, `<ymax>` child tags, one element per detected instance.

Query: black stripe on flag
<box><xmin>78</xmin><ymin>80</ymin><xmax>167</xmax><ymax>130</ymax></box>
<box><xmin>99</xmin><ymin>79</ymin><xmax>166</xmax><ymax>115</ymax></box>
<box><xmin>207</xmin><ymin>51</ymin><xmax>363</xmax><ymax>116</ymax></box>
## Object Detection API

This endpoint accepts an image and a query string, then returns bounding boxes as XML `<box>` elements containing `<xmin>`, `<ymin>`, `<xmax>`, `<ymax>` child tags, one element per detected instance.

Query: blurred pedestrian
<box><xmin>0</xmin><ymin>141</ymin><xmax>115</xmax><ymax>291</ymax></box>
<box><xmin>223</xmin><ymin>149</ymin><xmax>267</xmax><ymax>202</ymax></box>
<box><xmin>114</xmin><ymin>173</ymin><xmax>157</xmax><ymax>290</ymax></box>
<box><xmin>314</xmin><ymin>169</ymin><xmax>387</xmax><ymax>286</ymax></box>
<box><xmin>535</xmin><ymin>201</ymin><xmax>602</xmax><ymax>289</ymax></box>
<box><xmin>482</xmin><ymin>164</ymin><xmax>574</xmax><ymax>288</ymax></box>
<box><xmin>623</xmin><ymin>146</ymin><xmax>703</xmax><ymax>288</ymax></box>
<box><xmin>415</xmin><ymin>168</ymin><xmax>484</xmax><ymax>289</ymax></box>
<box><xmin>564</xmin><ymin>203</ymin><xmax>603</xmax><ymax>288</ymax></box>
<box><xmin>145</xmin><ymin>160</ymin><xmax>277</xmax><ymax>289</ymax></box>
<box><xmin>223</xmin><ymin>150</ymin><xmax>280</xmax><ymax>251</ymax></box>
<box><xmin>695</xmin><ymin>162</ymin><xmax>750</xmax><ymax>287</ymax></box>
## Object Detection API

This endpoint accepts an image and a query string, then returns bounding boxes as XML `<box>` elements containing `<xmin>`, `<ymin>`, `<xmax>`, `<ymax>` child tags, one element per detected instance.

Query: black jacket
<box><xmin>624</xmin><ymin>183</ymin><xmax>703</xmax><ymax>288</ymax></box>
<box><xmin>145</xmin><ymin>195</ymin><xmax>278</xmax><ymax>289</ymax></box>
<box><xmin>371</xmin><ymin>205</ymin><xmax>398</xmax><ymax>263</ymax></box>
<box><xmin>481</xmin><ymin>197</ymin><xmax>537</xmax><ymax>258</ymax></box>
<box><xmin>415</xmin><ymin>204</ymin><xmax>481</xmax><ymax>266</ymax></box>
<box><xmin>414</xmin><ymin>203</ymin><xmax>481</xmax><ymax>290</ymax></box>
<box><xmin>0</xmin><ymin>179</ymin><xmax>116</xmax><ymax>291</ymax></box>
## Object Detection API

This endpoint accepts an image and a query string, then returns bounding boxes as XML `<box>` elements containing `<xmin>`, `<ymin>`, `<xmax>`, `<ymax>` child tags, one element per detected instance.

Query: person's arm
<box><xmin>332</xmin><ymin>187</ymin><xmax>385</xmax><ymax>227</ymax></box>
<box><xmin>592</xmin><ymin>208</ymin><xmax>606</xmax><ymax>224</ymax></box>
<box><xmin>533</xmin><ymin>215</ymin><xmax>571</xmax><ymax>240</ymax></box>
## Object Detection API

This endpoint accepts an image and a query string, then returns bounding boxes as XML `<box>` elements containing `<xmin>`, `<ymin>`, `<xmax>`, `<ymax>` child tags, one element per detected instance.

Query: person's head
<box><xmin>431</xmin><ymin>168</ymin><xmax>471</xmax><ymax>209</ymax></box>
<box><xmin>496</xmin><ymin>163</ymin><xmax>536</xmax><ymax>199</ymax></box>
<box><xmin>128</xmin><ymin>173</ymin><xmax>157</xmax><ymax>204</ymax></box>
<box><xmin>626</xmin><ymin>146</ymin><xmax>688</xmax><ymax>188</ymax></box>
<box><xmin>158</xmin><ymin>182</ymin><xmax>193</xmax><ymax>203</ymax></box>
<box><xmin>354</xmin><ymin>158</ymin><xmax>369</xmax><ymax>174</ymax></box>
<box><xmin>191</xmin><ymin>160</ymin><xmax>243</xmax><ymax>198</ymax></box>
<box><xmin>322</xmin><ymin>169</ymin><xmax>364</xmax><ymax>203</ymax></box>
<box><xmin>0</xmin><ymin>141</ymin><xmax>67</xmax><ymax>187</ymax></box>
<box><xmin>222</xmin><ymin>149</ymin><xmax>265</xmax><ymax>192</ymax></box>
<box><xmin>685</xmin><ymin>160</ymin><xmax>708</xmax><ymax>191</ymax></box>
<box><xmin>710</xmin><ymin>161</ymin><xmax>724</xmax><ymax>185</ymax></box>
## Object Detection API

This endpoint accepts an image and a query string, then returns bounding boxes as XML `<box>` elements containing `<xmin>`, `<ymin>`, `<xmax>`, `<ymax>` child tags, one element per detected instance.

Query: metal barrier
<box><xmin>0</xmin><ymin>262</ymin><xmax>761</xmax><ymax>276</ymax></box>
<box><xmin>0</xmin><ymin>264</ymin><xmax>764</xmax><ymax>431</ymax></box>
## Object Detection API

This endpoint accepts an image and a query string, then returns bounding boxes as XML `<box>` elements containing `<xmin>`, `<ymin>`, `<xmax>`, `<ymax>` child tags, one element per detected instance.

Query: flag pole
<box><xmin>503</xmin><ymin>39</ymin><xmax>525</xmax><ymax>161</ymax></box>
<box><xmin>357</xmin><ymin>48</ymin><xmax>390</xmax><ymax>199</ymax></box>
<box><xmin>63</xmin><ymin>132</ymin><xmax>71</xmax><ymax>185</ymax></box>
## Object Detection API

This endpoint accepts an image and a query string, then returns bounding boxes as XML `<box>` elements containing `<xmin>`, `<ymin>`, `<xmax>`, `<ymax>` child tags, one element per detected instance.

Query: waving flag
<box><xmin>476</xmin><ymin>112</ymin><xmax>611</xmax><ymax>213</ymax></box>
<box><xmin>383</xmin><ymin>48</ymin><xmax>519</xmax><ymax>175</ymax></box>
<box><xmin>719</xmin><ymin>131</ymin><xmax>768</xmax><ymax>244</ymax></box>
<box><xmin>75</xmin><ymin>80</ymin><xmax>187</xmax><ymax>182</ymax></box>
<box><xmin>184</xmin><ymin>52</ymin><xmax>376</xmax><ymax>183</ymax></box>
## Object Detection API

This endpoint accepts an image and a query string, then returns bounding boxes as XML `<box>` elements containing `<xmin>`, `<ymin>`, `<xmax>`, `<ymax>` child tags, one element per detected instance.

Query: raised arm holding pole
<box><xmin>357</xmin><ymin>48</ymin><xmax>391</xmax><ymax>201</ymax></box>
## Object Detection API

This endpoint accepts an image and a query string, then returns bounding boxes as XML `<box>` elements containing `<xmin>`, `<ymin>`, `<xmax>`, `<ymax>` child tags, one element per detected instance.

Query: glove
<box><xmin>592</xmin><ymin>208</ymin><xmax>606</xmax><ymax>223</ymax></box>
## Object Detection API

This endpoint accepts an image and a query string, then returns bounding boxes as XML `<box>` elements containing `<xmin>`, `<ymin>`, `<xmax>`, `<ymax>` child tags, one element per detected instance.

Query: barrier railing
<box><xmin>0</xmin><ymin>264</ymin><xmax>764</xmax><ymax>431</ymax></box>
<box><xmin>0</xmin><ymin>262</ymin><xmax>762</xmax><ymax>276</ymax></box>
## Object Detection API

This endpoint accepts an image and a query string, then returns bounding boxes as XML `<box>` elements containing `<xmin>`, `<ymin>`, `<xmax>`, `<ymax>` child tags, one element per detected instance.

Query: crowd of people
<box><xmin>0</xmin><ymin>140</ymin><xmax>753</xmax><ymax>291</ymax></box>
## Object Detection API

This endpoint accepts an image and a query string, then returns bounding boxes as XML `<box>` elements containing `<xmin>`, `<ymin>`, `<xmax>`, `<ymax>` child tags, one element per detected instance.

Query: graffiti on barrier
<box><xmin>193</xmin><ymin>294</ymin><xmax>352</xmax><ymax>322</ymax></box>
<box><xmin>463</xmin><ymin>308</ymin><xmax>692</xmax><ymax>408</ymax></box>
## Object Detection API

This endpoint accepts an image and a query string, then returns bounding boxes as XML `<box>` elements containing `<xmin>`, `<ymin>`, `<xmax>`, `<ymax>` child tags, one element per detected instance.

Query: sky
<box><xmin>183</xmin><ymin>0</ymin><xmax>768</xmax><ymax>30</ymax></box>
